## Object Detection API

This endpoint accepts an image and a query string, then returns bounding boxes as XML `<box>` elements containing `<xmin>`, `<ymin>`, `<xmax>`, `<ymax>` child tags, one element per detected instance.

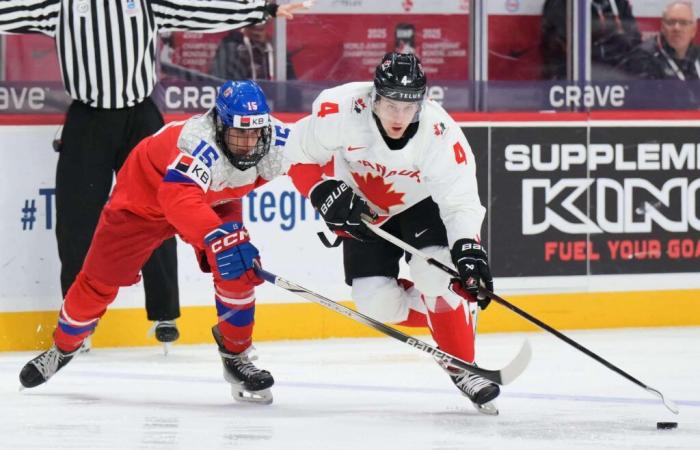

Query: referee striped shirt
<box><xmin>0</xmin><ymin>0</ymin><xmax>273</xmax><ymax>109</ymax></box>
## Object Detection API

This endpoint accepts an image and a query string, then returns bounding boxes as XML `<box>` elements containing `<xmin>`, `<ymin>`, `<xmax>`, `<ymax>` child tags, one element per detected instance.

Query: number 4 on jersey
<box><xmin>317</xmin><ymin>102</ymin><xmax>339</xmax><ymax>118</ymax></box>
<box><xmin>453</xmin><ymin>142</ymin><xmax>467</xmax><ymax>165</ymax></box>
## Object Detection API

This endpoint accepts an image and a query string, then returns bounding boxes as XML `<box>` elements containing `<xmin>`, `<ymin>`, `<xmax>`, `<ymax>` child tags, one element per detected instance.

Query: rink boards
<box><xmin>1</xmin><ymin>113</ymin><xmax>699</xmax><ymax>351</ymax></box>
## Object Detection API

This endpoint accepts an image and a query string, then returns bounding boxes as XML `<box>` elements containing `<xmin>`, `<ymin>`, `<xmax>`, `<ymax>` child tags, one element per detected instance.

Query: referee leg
<box><xmin>55</xmin><ymin>102</ymin><xmax>120</xmax><ymax>297</ymax></box>
<box><xmin>120</xmin><ymin>98</ymin><xmax>180</xmax><ymax>321</ymax></box>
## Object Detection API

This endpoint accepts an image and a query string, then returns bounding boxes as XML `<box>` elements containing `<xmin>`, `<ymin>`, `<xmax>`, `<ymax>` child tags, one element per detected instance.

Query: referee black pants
<box><xmin>55</xmin><ymin>98</ymin><xmax>180</xmax><ymax>321</ymax></box>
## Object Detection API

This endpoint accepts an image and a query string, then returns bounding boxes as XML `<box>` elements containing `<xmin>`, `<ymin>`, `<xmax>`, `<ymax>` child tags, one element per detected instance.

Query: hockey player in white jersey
<box><xmin>286</xmin><ymin>52</ymin><xmax>499</xmax><ymax>414</ymax></box>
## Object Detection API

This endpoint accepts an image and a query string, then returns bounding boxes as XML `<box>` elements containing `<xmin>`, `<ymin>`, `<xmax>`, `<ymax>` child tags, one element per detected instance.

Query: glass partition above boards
<box><xmin>2</xmin><ymin>0</ymin><xmax>700</xmax><ymax>114</ymax></box>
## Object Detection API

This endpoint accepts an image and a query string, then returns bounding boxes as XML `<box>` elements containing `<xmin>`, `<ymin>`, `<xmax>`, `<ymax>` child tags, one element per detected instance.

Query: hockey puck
<box><xmin>656</xmin><ymin>422</ymin><xmax>678</xmax><ymax>430</ymax></box>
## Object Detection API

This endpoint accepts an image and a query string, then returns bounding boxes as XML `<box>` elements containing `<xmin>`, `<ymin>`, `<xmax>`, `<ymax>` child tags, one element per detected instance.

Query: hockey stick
<box><xmin>364</xmin><ymin>221</ymin><xmax>680</xmax><ymax>415</ymax></box>
<box><xmin>255</xmin><ymin>267</ymin><xmax>531</xmax><ymax>386</ymax></box>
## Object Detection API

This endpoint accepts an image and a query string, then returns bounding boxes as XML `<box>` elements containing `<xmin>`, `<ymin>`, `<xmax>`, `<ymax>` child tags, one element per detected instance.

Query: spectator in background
<box><xmin>211</xmin><ymin>24</ymin><xmax>296</xmax><ymax>81</ymax></box>
<box><xmin>618</xmin><ymin>1</ymin><xmax>699</xmax><ymax>80</ymax></box>
<box><xmin>540</xmin><ymin>0</ymin><xmax>567</xmax><ymax>79</ymax></box>
<box><xmin>541</xmin><ymin>0</ymin><xmax>641</xmax><ymax>79</ymax></box>
<box><xmin>0</xmin><ymin>0</ymin><xmax>307</xmax><ymax>350</ymax></box>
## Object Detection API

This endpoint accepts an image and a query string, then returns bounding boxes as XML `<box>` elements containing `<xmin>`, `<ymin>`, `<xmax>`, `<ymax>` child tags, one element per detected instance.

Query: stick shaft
<box><xmin>255</xmin><ymin>267</ymin><xmax>528</xmax><ymax>385</ymax></box>
<box><xmin>365</xmin><ymin>221</ymin><xmax>678</xmax><ymax>413</ymax></box>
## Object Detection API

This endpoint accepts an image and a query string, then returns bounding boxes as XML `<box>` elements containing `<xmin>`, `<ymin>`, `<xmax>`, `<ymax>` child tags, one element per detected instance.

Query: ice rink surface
<box><xmin>0</xmin><ymin>327</ymin><xmax>698</xmax><ymax>450</ymax></box>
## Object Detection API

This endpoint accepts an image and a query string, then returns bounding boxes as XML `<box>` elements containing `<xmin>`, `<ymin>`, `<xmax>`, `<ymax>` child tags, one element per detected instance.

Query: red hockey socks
<box><xmin>214</xmin><ymin>284</ymin><xmax>256</xmax><ymax>354</ymax></box>
<box><xmin>54</xmin><ymin>272</ymin><xmax>118</xmax><ymax>352</ymax></box>
<box><xmin>425</xmin><ymin>296</ymin><xmax>475</xmax><ymax>363</ymax></box>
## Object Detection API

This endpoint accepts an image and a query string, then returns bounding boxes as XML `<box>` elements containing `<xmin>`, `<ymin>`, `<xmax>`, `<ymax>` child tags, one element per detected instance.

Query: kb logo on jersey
<box><xmin>236</xmin><ymin>114</ymin><xmax>269</xmax><ymax>128</ymax></box>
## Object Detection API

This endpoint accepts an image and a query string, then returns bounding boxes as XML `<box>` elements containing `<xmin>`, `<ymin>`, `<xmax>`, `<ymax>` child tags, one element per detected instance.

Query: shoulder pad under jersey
<box><xmin>257</xmin><ymin>116</ymin><xmax>292</xmax><ymax>180</ymax></box>
<box><xmin>314</xmin><ymin>82</ymin><xmax>373</xmax><ymax>117</ymax></box>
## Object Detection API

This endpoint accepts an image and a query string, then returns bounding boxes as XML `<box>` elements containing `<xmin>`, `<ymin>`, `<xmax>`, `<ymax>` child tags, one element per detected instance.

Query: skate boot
<box><xmin>19</xmin><ymin>345</ymin><xmax>79</xmax><ymax>389</ymax></box>
<box><xmin>212</xmin><ymin>326</ymin><xmax>274</xmax><ymax>404</ymax></box>
<box><xmin>148</xmin><ymin>320</ymin><xmax>179</xmax><ymax>355</ymax></box>
<box><xmin>449</xmin><ymin>369</ymin><xmax>500</xmax><ymax>416</ymax></box>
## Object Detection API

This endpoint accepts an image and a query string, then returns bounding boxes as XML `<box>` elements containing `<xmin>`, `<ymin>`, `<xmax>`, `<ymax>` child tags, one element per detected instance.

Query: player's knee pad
<box><xmin>409</xmin><ymin>246</ymin><xmax>452</xmax><ymax>298</ymax></box>
<box><xmin>352</xmin><ymin>276</ymin><xmax>410</xmax><ymax>323</ymax></box>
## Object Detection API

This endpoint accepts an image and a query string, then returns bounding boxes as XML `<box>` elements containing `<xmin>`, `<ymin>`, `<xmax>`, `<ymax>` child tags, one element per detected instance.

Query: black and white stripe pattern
<box><xmin>0</xmin><ymin>0</ymin><xmax>269</xmax><ymax>109</ymax></box>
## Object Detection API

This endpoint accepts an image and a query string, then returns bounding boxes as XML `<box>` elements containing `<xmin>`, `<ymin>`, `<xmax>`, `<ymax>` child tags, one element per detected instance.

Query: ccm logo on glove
<box><xmin>204</xmin><ymin>222</ymin><xmax>259</xmax><ymax>281</ymax></box>
<box><xmin>209</xmin><ymin>229</ymin><xmax>250</xmax><ymax>253</ymax></box>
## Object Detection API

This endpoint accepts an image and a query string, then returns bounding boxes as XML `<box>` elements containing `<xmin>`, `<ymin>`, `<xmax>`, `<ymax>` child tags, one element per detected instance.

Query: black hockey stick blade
<box><xmin>364</xmin><ymin>221</ymin><xmax>680</xmax><ymax>415</ymax></box>
<box><xmin>316</xmin><ymin>231</ymin><xmax>342</xmax><ymax>248</ymax></box>
<box><xmin>256</xmin><ymin>267</ymin><xmax>531</xmax><ymax>386</ymax></box>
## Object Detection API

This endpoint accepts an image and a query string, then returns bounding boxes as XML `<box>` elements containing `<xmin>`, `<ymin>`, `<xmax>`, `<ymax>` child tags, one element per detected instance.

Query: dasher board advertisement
<box><xmin>490</xmin><ymin>124</ymin><xmax>700</xmax><ymax>277</ymax></box>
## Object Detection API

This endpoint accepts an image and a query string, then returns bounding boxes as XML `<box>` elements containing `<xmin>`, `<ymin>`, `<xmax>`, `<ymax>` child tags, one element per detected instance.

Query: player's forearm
<box><xmin>441</xmin><ymin>205</ymin><xmax>486</xmax><ymax>247</ymax></box>
<box><xmin>157</xmin><ymin>183</ymin><xmax>222</xmax><ymax>247</ymax></box>
<box><xmin>287</xmin><ymin>163</ymin><xmax>325</xmax><ymax>197</ymax></box>
<box><xmin>429</xmin><ymin>182</ymin><xmax>485</xmax><ymax>245</ymax></box>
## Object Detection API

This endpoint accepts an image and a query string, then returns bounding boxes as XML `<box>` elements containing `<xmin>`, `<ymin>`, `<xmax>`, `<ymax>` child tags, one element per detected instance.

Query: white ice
<box><xmin>1</xmin><ymin>327</ymin><xmax>698</xmax><ymax>450</ymax></box>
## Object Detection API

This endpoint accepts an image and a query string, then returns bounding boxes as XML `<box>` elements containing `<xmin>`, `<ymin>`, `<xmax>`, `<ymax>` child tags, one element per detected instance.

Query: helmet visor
<box><xmin>372</xmin><ymin>93</ymin><xmax>423</xmax><ymax>126</ymax></box>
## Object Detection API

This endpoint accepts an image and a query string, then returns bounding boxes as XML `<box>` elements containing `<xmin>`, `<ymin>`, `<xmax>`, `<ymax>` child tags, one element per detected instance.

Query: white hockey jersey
<box><xmin>286</xmin><ymin>82</ymin><xmax>486</xmax><ymax>246</ymax></box>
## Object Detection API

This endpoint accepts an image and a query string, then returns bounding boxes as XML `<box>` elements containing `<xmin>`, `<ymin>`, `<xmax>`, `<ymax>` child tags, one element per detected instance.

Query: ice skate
<box><xmin>148</xmin><ymin>320</ymin><xmax>179</xmax><ymax>355</ymax></box>
<box><xmin>212</xmin><ymin>326</ymin><xmax>274</xmax><ymax>404</ymax></box>
<box><xmin>19</xmin><ymin>345</ymin><xmax>79</xmax><ymax>389</ymax></box>
<box><xmin>448</xmin><ymin>369</ymin><xmax>500</xmax><ymax>415</ymax></box>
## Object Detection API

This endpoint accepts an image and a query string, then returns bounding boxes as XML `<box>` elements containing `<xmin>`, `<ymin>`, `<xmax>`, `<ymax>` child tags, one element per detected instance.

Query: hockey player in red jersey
<box><xmin>19</xmin><ymin>80</ymin><xmax>290</xmax><ymax>404</ymax></box>
<box><xmin>286</xmin><ymin>53</ymin><xmax>500</xmax><ymax>414</ymax></box>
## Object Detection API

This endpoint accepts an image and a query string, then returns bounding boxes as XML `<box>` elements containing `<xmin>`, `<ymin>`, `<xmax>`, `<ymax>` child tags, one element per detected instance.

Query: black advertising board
<box><xmin>490</xmin><ymin>125</ymin><xmax>589</xmax><ymax>277</ymax></box>
<box><xmin>588</xmin><ymin>126</ymin><xmax>700</xmax><ymax>274</ymax></box>
<box><xmin>461</xmin><ymin>127</ymin><xmax>489</xmax><ymax>250</ymax></box>
<box><xmin>480</xmin><ymin>123</ymin><xmax>700</xmax><ymax>277</ymax></box>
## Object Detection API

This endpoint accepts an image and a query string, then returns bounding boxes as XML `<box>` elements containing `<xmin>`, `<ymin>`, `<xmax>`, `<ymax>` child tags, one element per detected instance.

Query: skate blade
<box><xmin>473</xmin><ymin>401</ymin><xmax>499</xmax><ymax>416</ymax></box>
<box><xmin>231</xmin><ymin>385</ymin><xmax>273</xmax><ymax>405</ymax></box>
<box><xmin>162</xmin><ymin>342</ymin><xmax>172</xmax><ymax>356</ymax></box>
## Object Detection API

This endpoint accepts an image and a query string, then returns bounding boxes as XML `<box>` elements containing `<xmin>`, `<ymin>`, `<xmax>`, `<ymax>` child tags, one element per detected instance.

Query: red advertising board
<box><xmin>287</xmin><ymin>14</ymin><xmax>469</xmax><ymax>81</ymax></box>
<box><xmin>3</xmin><ymin>35</ymin><xmax>62</xmax><ymax>82</ymax></box>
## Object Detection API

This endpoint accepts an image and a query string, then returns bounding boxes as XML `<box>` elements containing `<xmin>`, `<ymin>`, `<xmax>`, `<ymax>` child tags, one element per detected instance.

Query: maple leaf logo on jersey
<box><xmin>353</xmin><ymin>98</ymin><xmax>367</xmax><ymax>114</ymax></box>
<box><xmin>351</xmin><ymin>172</ymin><xmax>405</xmax><ymax>213</ymax></box>
<box><xmin>433</xmin><ymin>122</ymin><xmax>447</xmax><ymax>136</ymax></box>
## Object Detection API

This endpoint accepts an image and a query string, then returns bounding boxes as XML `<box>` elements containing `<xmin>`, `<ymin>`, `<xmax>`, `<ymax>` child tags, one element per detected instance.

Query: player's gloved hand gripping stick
<box><xmin>310</xmin><ymin>179</ymin><xmax>378</xmax><ymax>247</ymax></box>
<box><xmin>204</xmin><ymin>221</ymin><xmax>262</xmax><ymax>285</ymax></box>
